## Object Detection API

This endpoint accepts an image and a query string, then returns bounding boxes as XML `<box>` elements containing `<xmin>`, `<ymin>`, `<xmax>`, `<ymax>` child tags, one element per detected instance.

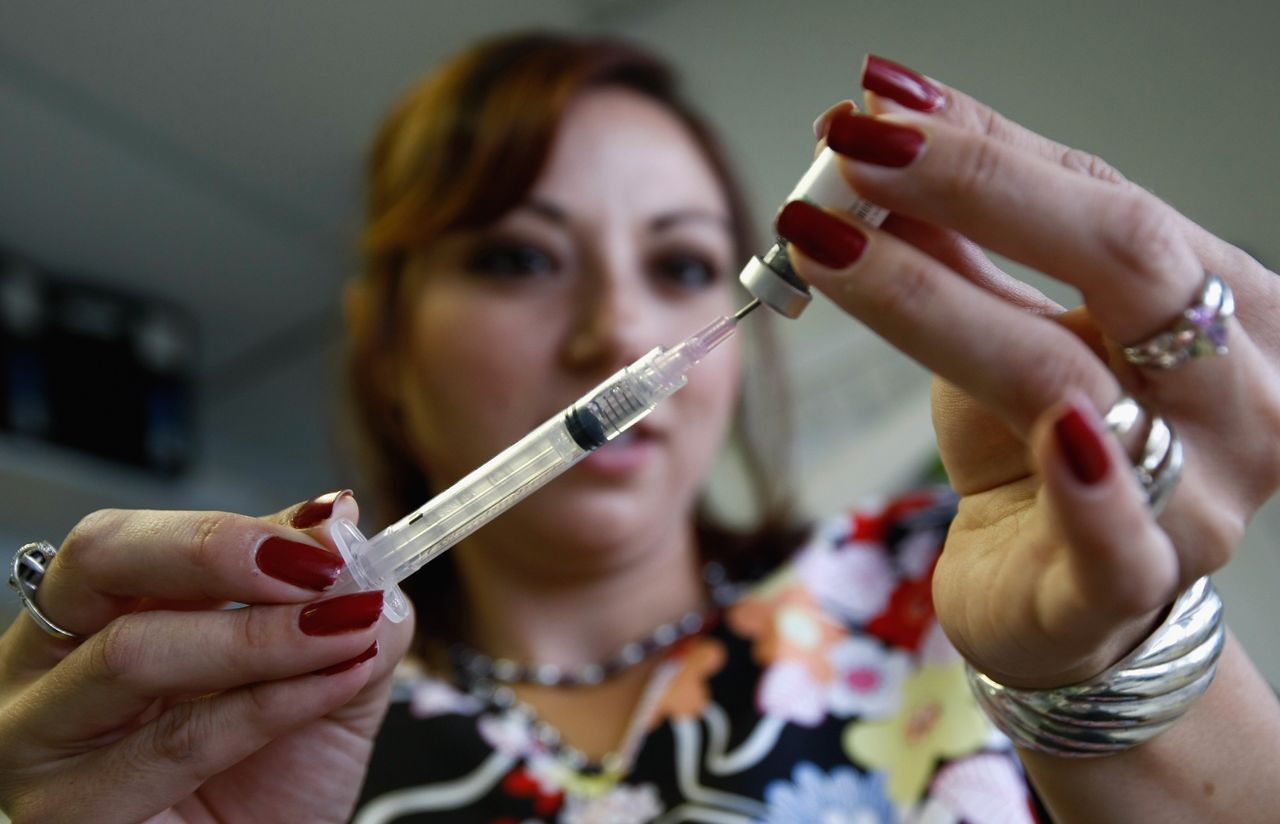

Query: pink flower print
<box><xmin>827</xmin><ymin>636</ymin><xmax>910</xmax><ymax>720</ymax></box>
<box><xmin>409</xmin><ymin>676</ymin><xmax>484</xmax><ymax>719</ymax></box>
<box><xmin>558</xmin><ymin>783</ymin><xmax>663</xmax><ymax>824</ymax></box>
<box><xmin>918</xmin><ymin>618</ymin><xmax>962</xmax><ymax>667</ymax></box>
<box><xmin>758</xmin><ymin>660</ymin><xmax>829</xmax><ymax>727</ymax></box>
<box><xmin>794</xmin><ymin>539</ymin><xmax>897</xmax><ymax>624</ymax></box>
<box><xmin>478</xmin><ymin>711</ymin><xmax>535</xmax><ymax>758</ymax></box>
<box><xmin>896</xmin><ymin>528</ymin><xmax>944</xmax><ymax>580</ymax></box>
<box><xmin>930</xmin><ymin>752</ymin><xmax>1036</xmax><ymax>824</ymax></box>
<box><xmin>729</xmin><ymin>575</ymin><xmax>850</xmax><ymax>726</ymax></box>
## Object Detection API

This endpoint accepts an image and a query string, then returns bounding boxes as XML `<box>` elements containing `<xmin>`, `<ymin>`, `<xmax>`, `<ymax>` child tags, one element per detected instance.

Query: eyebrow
<box><xmin>516</xmin><ymin>197</ymin><xmax>730</xmax><ymax>233</ymax></box>
<box><xmin>649</xmin><ymin>209</ymin><xmax>732</xmax><ymax>233</ymax></box>
<box><xmin>520</xmin><ymin>198</ymin><xmax>568</xmax><ymax>225</ymax></box>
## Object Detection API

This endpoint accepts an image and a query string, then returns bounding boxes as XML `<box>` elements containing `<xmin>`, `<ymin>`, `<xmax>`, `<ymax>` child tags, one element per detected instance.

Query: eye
<box><xmin>465</xmin><ymin>241</ymin><xmax>558</xmax><ymax>279</ymax></box>
<box><xmin>650</xmin><ymin>252</ymin><xmax>720</xmax><ymax>290</ymax></box>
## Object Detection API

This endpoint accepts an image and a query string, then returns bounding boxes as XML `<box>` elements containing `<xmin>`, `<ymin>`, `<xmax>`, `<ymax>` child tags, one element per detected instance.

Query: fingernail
<box><xmin>314</xmin><ymin>642</ymin><xmax>378</xmax><ymax>676</ymax></box>
<box><xmin>291</xmin><ymin>489</ymin><xmax>352</xmax><ymax>529</ymax></box>
<box><xmin>256</xmin><ymin>536</ymin><xmax>344</xmax><ymax>590</ymax></box>
<box><xmin>299</xmin><ymin>591</ymin><xmax>384</xmax><ymax>636</ymax></box>
<box><xmin>775</xmin><ymin>200</ymin><xmax>868</xmax><ymax>269</ymax></box>
<box><xmin>862</xmin><ymin>55</ymin><xmax>946</xmax><ymax>113</ymax></box>
<box><xmin>812</xmin><ymin>99</ymin><xmax>856</xmax><ymax>140</ymax></box>
<box><xmin>826</xmin><ymin>111</ymin><xmax>925</xmax><ymax>168</ymax></box>
<box><xmin>1054</xmin><ymin>404</ymin><xmax>1111</xmax><ymax>485</ymax></box>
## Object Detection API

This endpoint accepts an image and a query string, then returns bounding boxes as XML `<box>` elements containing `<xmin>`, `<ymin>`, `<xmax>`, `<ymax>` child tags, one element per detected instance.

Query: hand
<box><xmin>784</xmin><ymin>56</ymin><xmax>1280</xmax><ymax>689</ymax></box>
<box><xmin>0</xmin><ymin>493</ymin><xmax>415</xmax><ymax>823</ymax></box>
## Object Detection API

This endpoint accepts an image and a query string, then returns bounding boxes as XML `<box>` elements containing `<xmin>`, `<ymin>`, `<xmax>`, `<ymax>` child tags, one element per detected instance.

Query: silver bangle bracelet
<box><xmin>966</xmin><ymin>576</ymin><xmax>1225</xmax><ymax>757</ymax></box>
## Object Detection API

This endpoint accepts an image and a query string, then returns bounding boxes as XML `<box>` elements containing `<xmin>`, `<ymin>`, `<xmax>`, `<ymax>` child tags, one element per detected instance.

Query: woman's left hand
<box><xmin>783</xmin><ymin>58</ymin><xmax>1280</xmax><ymax>689</ymax></box>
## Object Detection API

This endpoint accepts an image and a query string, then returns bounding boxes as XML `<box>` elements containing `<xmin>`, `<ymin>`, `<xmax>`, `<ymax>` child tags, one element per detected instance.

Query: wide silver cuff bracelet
<box><xmin>966</xmin><ymin>576</ymin><xmax>1225</xmax><ymax>757</ymax></box>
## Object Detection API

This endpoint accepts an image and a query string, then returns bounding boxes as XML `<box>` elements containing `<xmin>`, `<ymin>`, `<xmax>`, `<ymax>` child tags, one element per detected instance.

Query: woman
<box><xmin>2</xmin><ymin>32</ymin><xmax>1278</xmax><ymax>823</ymax></box>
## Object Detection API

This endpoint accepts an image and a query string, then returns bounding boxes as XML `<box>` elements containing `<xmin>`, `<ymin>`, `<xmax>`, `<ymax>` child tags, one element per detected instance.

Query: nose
<box><xmin>560</xmin><ymin>257</ymin><xmax>653</xmax><ymax>373</ymax></box>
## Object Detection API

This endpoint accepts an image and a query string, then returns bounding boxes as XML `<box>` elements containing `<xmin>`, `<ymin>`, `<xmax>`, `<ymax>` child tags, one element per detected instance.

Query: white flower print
<box><xmin>557</xmin><ymin>782</ymin><xmax>663</xmax><ymax>824</ymax></box>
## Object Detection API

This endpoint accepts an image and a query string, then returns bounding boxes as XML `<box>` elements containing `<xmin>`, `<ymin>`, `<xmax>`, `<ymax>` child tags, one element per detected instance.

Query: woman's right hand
<box><xmin>0</xmin><ymin>492</ymin><xmax>415</xmax><ymax>823</ymax></box>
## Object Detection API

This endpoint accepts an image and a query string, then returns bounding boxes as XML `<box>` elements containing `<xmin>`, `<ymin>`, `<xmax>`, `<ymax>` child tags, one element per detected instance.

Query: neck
<box><xmin>451</xmin><ymin>516</ymin><xmax>706</xmax><ymax>668</ymax></box>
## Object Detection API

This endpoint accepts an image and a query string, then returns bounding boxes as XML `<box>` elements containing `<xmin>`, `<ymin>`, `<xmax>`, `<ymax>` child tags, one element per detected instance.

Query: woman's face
<box><xmin>399</xmin><ymin>87</ymin><xmax>741</xmax><ymax>556</ymax></box>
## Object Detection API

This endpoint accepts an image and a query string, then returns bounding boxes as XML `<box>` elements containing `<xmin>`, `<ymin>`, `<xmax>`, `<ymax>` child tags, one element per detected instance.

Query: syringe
<box><xmin>327</xmin><ymin>299</ymin><xmax>761</xmax><ymax>621</ymax></box>
<box><xmin>326</xmin><ymin>141</ymin><xmax>891</xmax><ymax>621</ymax></box>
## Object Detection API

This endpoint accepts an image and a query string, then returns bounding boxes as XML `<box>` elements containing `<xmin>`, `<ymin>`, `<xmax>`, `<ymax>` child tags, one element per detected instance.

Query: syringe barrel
<box><xmin>327</xmin><ymin>338</ymin><xmax>719</xmax><ymax>624</ymax></box>
<box><xmin>565</xmin><ymin>346</ymin><xmax>687</xmax><ymax>448</ymax></box>
<box><xmin>342</xmin><ymin>346</ymin><xmax>688</xmax><ymax>594</ymax></box>
<box><xmin>355</xmin><ymin>413</ymin><xmax>588</xmax><ymax>587</ymax></box>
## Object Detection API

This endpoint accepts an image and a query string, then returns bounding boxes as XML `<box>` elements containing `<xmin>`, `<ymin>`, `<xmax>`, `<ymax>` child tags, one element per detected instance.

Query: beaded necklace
<box><xmin>450</xmin><ymin>606</ymin><xmax>715</xmax><ymax>687</ymax></box>
<box><xmin>447</xmin><ymin>562</ymin><xmax>742</xmax><ymax>773</ymax></box>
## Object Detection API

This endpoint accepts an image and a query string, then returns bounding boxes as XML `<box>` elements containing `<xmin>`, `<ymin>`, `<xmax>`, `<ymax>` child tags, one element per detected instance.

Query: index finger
<box><xmin>29</xmin><ymin>494</ymin><xmax>358</xmax><ymax>640</ymax></box>
<box><xmin>860</xmin><ymin>54</ymin><xmax>1130</xmax><ymax>187</ymax></box>
<box><xmin>859</xmin><ymin>54</ymin><xmax>1276</xmax><ymax>332</ymax></box>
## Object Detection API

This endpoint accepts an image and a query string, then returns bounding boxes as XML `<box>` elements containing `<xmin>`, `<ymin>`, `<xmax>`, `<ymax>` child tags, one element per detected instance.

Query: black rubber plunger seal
<box><xmin>564</xmin><ymin>405</ymin><xmax>608</xmax><ymax>450</ymax></box>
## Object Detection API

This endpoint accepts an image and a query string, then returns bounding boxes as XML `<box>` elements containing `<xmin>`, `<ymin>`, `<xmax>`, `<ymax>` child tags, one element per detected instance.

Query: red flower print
<box><xmin>850</xmin><ymin>510</ymin><xmax>889</xmax><ymax>543</ymax></box>
<box><xmin>865</xmin><ymin>559</ymin><xmax>937</xmax><ymax>651</ymax></box>
<box><xmin>502</xmin><ymin>766</ymin><xmax>563</xmax><ymax>816</ymax></box>
<box><xmin>849</xmin><ymin>489</ymin><xmax>941</xmax><ymax>545</ymax></box>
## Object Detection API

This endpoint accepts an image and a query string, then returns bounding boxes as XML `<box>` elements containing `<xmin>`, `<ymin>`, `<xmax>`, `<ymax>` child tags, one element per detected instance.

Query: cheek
<box><xmin>674</xmin><ymin>341</ymin><xmax>741</xmax><ymax>461</ymax></box>
<box><xmin>401</xmin><ymin>297</ymin><xmax>557</xmax><ymax>472</ymax></box>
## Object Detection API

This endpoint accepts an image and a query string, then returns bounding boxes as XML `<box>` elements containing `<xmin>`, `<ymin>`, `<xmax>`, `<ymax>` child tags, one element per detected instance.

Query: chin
<box><xmin>517</xmin><ymin>481</ymin><xmax>689</xmax><ymax>558</ymax></box>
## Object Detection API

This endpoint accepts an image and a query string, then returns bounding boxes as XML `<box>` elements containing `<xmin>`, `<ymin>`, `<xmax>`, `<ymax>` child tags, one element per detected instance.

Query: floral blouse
<box><xmin>352</xmin><ymin>489</ymin><xmax>1048</xmax><ymax>823</ymax></box>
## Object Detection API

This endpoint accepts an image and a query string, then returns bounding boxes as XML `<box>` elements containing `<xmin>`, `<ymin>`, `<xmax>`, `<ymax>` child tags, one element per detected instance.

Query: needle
<box><xmin>733</xmin><ymin>298</ymin><xmax>762</xmax><ymax>321</ymax></box>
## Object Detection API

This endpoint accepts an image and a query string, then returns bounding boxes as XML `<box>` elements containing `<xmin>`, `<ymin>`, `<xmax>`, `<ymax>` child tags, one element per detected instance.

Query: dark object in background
<box><xmin>0</xmin><ymin>249</ymin><xmax>196</xmax><ymax>474</ymax></box>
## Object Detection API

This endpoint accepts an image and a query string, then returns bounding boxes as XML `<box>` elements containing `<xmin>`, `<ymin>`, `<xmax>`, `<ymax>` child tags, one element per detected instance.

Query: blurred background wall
<box><xmin>1</xmin><ymin>0</ymin><xmax>1276</xmax><ymax>684</ymax></box>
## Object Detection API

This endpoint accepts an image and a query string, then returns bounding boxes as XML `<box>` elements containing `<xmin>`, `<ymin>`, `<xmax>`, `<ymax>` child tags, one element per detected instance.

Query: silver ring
<box><xmin>8</xmin><ymin>541</ymin><xmax>80</xmax><ymax>640</ymax></box>
<box><xmin>1122</xmin><ymin>271</ymin><xmax>1233</xmax><ymax>369</ymax></box>
<box><xmin>1104</xmin><ymin>397</ymin><xmax>1184</xmax><ymax>514</ymax></box>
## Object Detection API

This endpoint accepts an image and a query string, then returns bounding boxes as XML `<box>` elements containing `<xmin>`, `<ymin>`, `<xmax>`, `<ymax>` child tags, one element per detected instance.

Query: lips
<box><xmin>606</xmin><ymin>426</ymin><xmax>646</xmax><ymax>446</ymax></box>
<box><xmin>578</xmin><ymin>421</ymin><xmax>661</xmax><ymax>477</ymax></box>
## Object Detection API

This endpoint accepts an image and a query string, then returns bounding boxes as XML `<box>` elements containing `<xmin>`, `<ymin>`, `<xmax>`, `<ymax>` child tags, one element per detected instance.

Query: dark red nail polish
<box><xmin>299</xmin><ymin>591</ymin><xmax>384</xmax><ymax>636</ymax></box>
<box><xmin>314</xmin><ymin>642</ymin><xmax>379</xmax><ymax>676</ymax></box>
<box><xmin>863</xmin><ymin>55</ymin><xmax>946</xmax><ymax>113</ymax></box>
<box><xmin>256</xmin><ymin>537</ymin><xmax>344</xmax><ymax>590</ymax></box>
<box><xmin>775</xmin><ymin>200</ymin><xmax>868</xmax><ymax>269</ymax></box>
<box><xmin>812</xmin><ymin>100</ymin><xmax>856</xmax><ymax>140</ymax></box>
<box><xmin>826</xmin><ymin>112</ymin><xmax>925</xmax><ymax>168</ymax></box>
<box><xmin>1055</xmin><ymin>405</ymin><xmax>1110</xmax><ymax>485</ymax></box>
<box><xmin>291</xmin><ymin>489</ymin><xmax>352</xmax><ymax>529</ymax></box>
